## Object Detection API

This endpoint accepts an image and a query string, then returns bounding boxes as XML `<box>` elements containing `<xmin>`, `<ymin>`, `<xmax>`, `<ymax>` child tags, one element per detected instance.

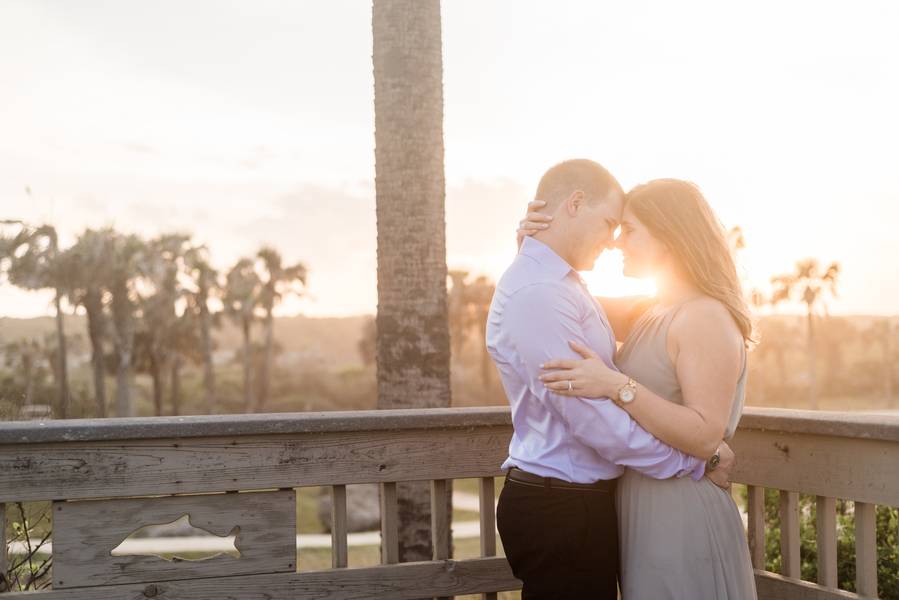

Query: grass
<box><xmin>297</xmin><ymin>535</ymin><xmax>520</xmax><ymax>599</ymax></box>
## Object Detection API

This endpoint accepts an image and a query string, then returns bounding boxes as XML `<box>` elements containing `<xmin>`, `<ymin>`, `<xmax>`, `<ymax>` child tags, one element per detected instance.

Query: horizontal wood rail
<box><xmin>1</xmin><ymin>406</ymin><xmax>897</xmax><ymax>598</ymax></box>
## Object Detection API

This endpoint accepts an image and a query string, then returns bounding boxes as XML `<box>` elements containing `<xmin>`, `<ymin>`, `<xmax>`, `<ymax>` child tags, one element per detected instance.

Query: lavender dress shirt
<box><xmin>486</xmin><ymin>236</ymin><xmax>706</xmax><ymax>483</ymax></box>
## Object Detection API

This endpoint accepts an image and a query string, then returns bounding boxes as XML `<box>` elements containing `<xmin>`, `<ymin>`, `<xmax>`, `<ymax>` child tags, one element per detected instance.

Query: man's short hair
<box><xmin>535</xmin><ymin>159</ymin><xmax>623</xmax><ymax>208</ymax></box>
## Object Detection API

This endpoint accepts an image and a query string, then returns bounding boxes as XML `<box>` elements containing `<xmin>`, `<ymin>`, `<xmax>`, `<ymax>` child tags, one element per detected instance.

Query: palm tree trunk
<box><xmin>111</xmin><ymin>283</ymin><xmax>135</xmax><ymax>417</ymax></box>
<box><xmin>53</xmin><ymin>291</ymin><xmax>70</xmax><ymax>419</ymax></box>
<box><xmin>170</xmin><ymin>354</ymin><xmax>182</xmax><ymax>416</ymax></box>
<box><xmin>150</xmin><ymin>354</ymin><xmax>164</xmax><ymax>416</ymax></box>
<box><xmin>199</xmin><ymin>301</ymin><xmax>216</xmax><ymax>414</ymax></box>
<box><xmin>242</xmin><ymin>317</ymin><xmax>253</xmax><ymax>413</ymax></box>
<box><xmin>373</xmin><ymin>0</ymin><xmax>452</xmax><ymax>564</ymax></box>
<box><xmin>84</xmin><ymin>290</ymin><xmax>107</xmax><ymax>418</ymax></box>
<box><xmin>884</xmin><ymin>323</ymin><xmax>893</xmax><ymax>408</ymax></box>
<box><xmin>22</xmin><ymin>352</ymin><xmax>34</xmax><ymax>407</ymax></box>
<box><xmin>807</xmin><ymin>307</ymin><xmax>817</xmax><ymax>409</ymax></box>
<box><xmin>256</xmin><ymin>309</ymin><xmax>274</xmax><ymax>413</ymax></box>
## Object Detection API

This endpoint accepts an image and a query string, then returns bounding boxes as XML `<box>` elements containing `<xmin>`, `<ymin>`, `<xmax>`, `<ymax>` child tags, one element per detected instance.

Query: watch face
<box><xmin>620</xmin><ymin>388</ymin><xmax>635</xmax><ymax>403</ymax></box>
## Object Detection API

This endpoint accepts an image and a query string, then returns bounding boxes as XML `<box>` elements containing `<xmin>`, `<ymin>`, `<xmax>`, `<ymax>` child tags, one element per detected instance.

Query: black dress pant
<box><xmin>496</xmin><ymin>475</ymin><xmax>619</xmax><ymax>599</ymax></box>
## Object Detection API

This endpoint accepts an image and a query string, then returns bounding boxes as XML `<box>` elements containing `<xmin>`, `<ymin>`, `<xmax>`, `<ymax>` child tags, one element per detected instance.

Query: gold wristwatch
<box><xmin>617</xmin><ymin>377</ymin><xmax>638</xmax><ymax>404</ymax></box>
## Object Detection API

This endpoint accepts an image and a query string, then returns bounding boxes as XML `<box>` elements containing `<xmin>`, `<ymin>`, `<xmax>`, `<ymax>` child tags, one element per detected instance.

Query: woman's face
<box><xmin>615</xmin><ymin>206</ymin><xmax>670</xmax><ymax>278</ymax></box>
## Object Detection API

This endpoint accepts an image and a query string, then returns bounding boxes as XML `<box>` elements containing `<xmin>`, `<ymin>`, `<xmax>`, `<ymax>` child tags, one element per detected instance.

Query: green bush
<box><xmin>754</xmin><ymin>488</ymin><xmax>899</xmax><ymax>598</ymax></box>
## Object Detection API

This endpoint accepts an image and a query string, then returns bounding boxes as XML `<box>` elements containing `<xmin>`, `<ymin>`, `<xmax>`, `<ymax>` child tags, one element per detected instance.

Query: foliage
<box><xmin>757</xmin><ymin>489</ymin><xmax>899</xmax><ymax>598</ymax></box>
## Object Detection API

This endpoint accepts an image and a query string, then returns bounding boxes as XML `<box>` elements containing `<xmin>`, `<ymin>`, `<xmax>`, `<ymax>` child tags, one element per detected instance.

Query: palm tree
<box><xmin>168</xmin><ymin>308</ymin><xmax>203</xmax><ymax>416</ymax></box>
<box><xmin>106</xmin><ymin>231</ymin><xmax>145</xmax><ymax>417</ymax></box>
<box><xmin>63</xmin><ymin>229</ymin><xmax>114</xmax><ymax>417</ymax></box>
<box><xmin>2</xmin><ymin>338</ymin><xmax>42</xmax><ymax>409</ymax></box>
<box><xmin>467</xmin><ymin>275</ymin><xmax>496</xmax><ymax>389</ymax></box>
<box><xmin>224</xmin><ymin>258</ymin><xmax>261</xmax><ymax>412</ymax></box>
<box><xmin>184</xmin><ymin>245</ymin><xmax>220</xmax><ymax>414</ymax></box>
<box><xmin>447</xmin><ymin>270</ymin><xmax>472</xmax><ymax>357</ymax></box>
<box><xmin>373</xmin><ymin>0</ymin><xmax>452</xmax><ymax>563</ymax></box>
<box><xmin>862</xmin><ymin>318</ymin><xmax>894</xmax><ymax>407</ymax></box>
<box><xmin>255</xmin><ymin>247</ymin><xmax>307</xmax><ymax>413</ymax></box>
<box><xmin>770</xmin><ymin>259</ymin><xmax>840</xmax><ymax>409</ymax></box>
<box><xmin>447</xmin><ymin>271</ymin><xmax>496</xmax><ymax>390</ymax></box>
<box><xmin>0</xmin><ymin>220</ymin><xmax>72</xmax><ymax>417</ymax></box>
<box><xmin>137</xmin><ymin>234</ymin><xmax>191</xmax><ymax>416</ymax></box>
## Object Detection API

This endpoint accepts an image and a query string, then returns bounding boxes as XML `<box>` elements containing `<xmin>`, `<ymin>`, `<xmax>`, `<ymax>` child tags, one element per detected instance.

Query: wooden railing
<box><xmin>731</xmin><ymin>408</ymin><xmax>899</xmax><ymax>600</ymax></box>
<box><xmin>0</xmin><ymin>407</ymin><xmax>896</xmax><ymax>598</ymax></box>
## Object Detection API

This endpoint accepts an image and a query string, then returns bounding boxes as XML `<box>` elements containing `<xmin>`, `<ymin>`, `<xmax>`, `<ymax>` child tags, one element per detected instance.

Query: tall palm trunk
<box><xmin>241</xmin><ymin>317</ymin><xmax>253</xmax><ymax>412</ymax></box>
<box><xmin>111</xmin><ymin>282</ymin><xmax>135</xmax><ymax>417</ymax></box>
<box><xmin>53</xmin><ymin>291</ymin><xmax>70</xmax><ymax>418</ymax></box>
<box><xmin>256</xmin><ymin>309</ymin><xmax>274</xmax><ymax>413</ymax></box>
<box><xmin>373</xmin><ymin>0</ymin><xmax>452</xmax><ymax>564</ymax></box>
<box><xmin>170</xmin><ymin>354</ymin><xmax>182</xmax><ymax>416</ymax></box>
<box><xmin>84</xmin><ymin>290</ymin><xmax>107</xmax><ymax>418</ymax></box>
<box><xmin>22</xmin><ymin>351</ymin><xmax>34</xmax><ymax>407</ymax></box>
<box><xmin>883</xmin><ymin>321</ymin><xmax>894</xmax><ymax>408</ymax></box>
<box><xmin>806</xmin><ymin>307</ymin><xmax>817</xmax><ymax>409</ymax></box>
<box><xmin>150</xmin><ymin>353</ymin><xmax>164</xmax><ymax>416</ymax></box>
<box><xmin>199</xmin><ymin>292</ymin><xmax>216</xmax><ymax>414</ymax></box>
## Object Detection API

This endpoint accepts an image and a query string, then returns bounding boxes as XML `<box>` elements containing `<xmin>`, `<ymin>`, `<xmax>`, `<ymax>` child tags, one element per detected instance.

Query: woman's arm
<box><xmin>539</xmin><ymin>299</ymin><xmax>743</xmax><ymax>459</ymax></box>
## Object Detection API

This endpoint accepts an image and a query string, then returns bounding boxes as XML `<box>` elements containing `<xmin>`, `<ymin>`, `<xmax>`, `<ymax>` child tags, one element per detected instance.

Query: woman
<box><xmin>517</xmin><ymin>178</ymin><xmax>757</xmax><ymax>599</ymax></box>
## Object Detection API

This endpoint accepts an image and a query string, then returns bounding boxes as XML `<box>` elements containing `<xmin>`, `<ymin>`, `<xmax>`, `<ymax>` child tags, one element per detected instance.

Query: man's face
<box><xmin>571</xmin><ymin>191</ymin><xmax>624</xmax><ymax>271</ymax></box>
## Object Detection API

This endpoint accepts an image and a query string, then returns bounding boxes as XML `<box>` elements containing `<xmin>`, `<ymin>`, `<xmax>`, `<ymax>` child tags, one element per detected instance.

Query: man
<box><xmin>486</xmin><ymin>159</ymin><xmax>734</xmax><ymax>598</ymax></box>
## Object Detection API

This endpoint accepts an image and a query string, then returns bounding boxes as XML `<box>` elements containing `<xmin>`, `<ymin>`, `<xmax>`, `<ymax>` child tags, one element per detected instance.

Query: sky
<box><xmin>1</xmin><ymin>0</ymin><xmax>898</xmax><ymax>318</ymax></box>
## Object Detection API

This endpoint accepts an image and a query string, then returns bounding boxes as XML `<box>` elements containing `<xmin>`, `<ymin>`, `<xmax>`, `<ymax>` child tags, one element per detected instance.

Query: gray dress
<box><xmin>614</xmin><ymin>302</ymin><xmax>758</xmax><ymax>600</ymax></box>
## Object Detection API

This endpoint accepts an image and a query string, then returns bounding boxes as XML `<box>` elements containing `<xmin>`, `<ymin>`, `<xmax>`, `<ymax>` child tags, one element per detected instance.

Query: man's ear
<box><xmin>565</xmin><ymin>190</ymin><xmax>585</xmax><ymax>216</ymax></box>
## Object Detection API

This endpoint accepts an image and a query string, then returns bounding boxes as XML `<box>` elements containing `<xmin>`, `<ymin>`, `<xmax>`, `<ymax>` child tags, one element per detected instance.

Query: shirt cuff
<box><xmin>689</xmin><ymin>458</ymin><xmax>707</xmax><ymax>481</ymax></box>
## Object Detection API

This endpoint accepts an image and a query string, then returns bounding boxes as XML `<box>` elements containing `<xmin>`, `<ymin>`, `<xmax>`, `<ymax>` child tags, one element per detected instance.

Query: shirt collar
<box><xmin>519</xmin><ymin>236</ymin><xmax>578</xmax><ymax>281</ymax></box>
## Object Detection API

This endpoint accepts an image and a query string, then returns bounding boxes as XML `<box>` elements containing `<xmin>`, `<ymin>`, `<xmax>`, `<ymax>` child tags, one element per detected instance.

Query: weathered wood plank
<box><xmin>779</xmin><ymin>491</ymin><xmax>800</xmax><ymax>578</ymax></box>
<box><xmin>0</xmin><ymin>426</ymin><xmax>511</xmax><ymax>503</ymax></box>
<box><xmin>430</xmin><ymin>479</ymin><xmax>449</xmax><ymax>561</ymax></box>
<box><xmin>855</xmin><ymin>502</ymin><xmax>877</xmax><ymax>598</ymax></box>
<box><xmin>380</xmin><ymin>482</ymin><xmax>398</xmax><ymax>565</ymax></box>
<box><xmin>0</xmin><ymin>556</ymin><xmax>521</xmax><ymax>599</ymax></box>
<box><xmin>3</xmin><ymin>406</ymin><xmax>895</xmax><ymax>446</ymax></box>
<box><xmin>52</xmin><ymin>489</ymin><xmax>295</xmax><ymax>588</ymax></box>
<box><xmin>479</xmin><ymin>477</ymin><xmax>498</xmax><ymax>600</ymax></box>
<box><xmin>479</xmin><ymin>477</ymin><xmax>496</xmax><ymax>558</ymax></box>
<box><xmin>739</xmin><ymin>408</ymin><xmax>899</xmax><ymax>442</ymax></box>
<box><xmin>0</xmin><ymin>407</ymin><xmax>515</xmax><ymax>445</ymax></box>
<box><xmin>754</xmin><ymin>570</ymin><xmax>861</xmax><ymax>600</ymax></box>
<box><xmin>1</xmin><ymin>502</ymin><xmax>7</xmax><ymax>594</ymax></box>
<box><xmin>747</xmin><ymin>485</ymin><xmax>765</xmax><ymax>569</ymax></box>
<box><xmin>330</xmin><ymin>485</ymin><xmax>348</xmax><ymax>569</ymax></box>
<box><xmin>730</xmin><ymin>429</ymin><xmax>899</xmax><ymax>506</ymax></box>
<box><xmin>816</xmin><ymin>496</ymin><xmax>837</xmax><ymax>588</ymax></box>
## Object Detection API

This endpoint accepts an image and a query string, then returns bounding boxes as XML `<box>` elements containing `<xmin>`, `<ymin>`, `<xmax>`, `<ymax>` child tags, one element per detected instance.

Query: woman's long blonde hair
<box><xmin>626</xmin><ymin>178</ymin><xmax>756</xmax><ymax>346</ymax></box>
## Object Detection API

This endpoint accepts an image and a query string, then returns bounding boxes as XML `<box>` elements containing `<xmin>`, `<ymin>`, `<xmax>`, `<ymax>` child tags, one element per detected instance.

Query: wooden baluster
<box><xmin>379</xmin><ymin>482</ymin><xmax>399</xmax><ymax>564</ymax></box>
<box><xmin>330</xmin><ymin>485</ymin><xmax>348</xmax><ymax>569</ymax></box>
<box><xmin>855</xmin><ymin>502</ymin><xmax>878</xmax><ymax>598</ymax></box>
<box><xmin>479</xmin><ymin>477</ymin><xmax>498</xmax><ymax>600</ymax></box>
<box><xmin>815</xmin><ymin>496</ymin><xmax>837</xmax><ymax>588</ymax></box>
<box><xmin>747</xmin><ymin>485</ymin><xmax>765</xmax><ymax>569</ymax></box>
<box><xmin>430</xmin><ymin>479</ymin><xmax>450</xmax><ymax>561</ymax></box>
<box><xmin>1</xmin><ymin>502</ymin><xmax>7</xmax><ymax>594</ymax></box>
<box><xmin>778</xmin><ymin>491</ymin><xmax>800</xmax><ymax>578</ymax></box>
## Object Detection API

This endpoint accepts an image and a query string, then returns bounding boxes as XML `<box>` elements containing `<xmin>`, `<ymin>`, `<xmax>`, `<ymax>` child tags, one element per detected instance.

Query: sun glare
<box><xmin>581</xmin><ymin>249</ymin><xmax>657</xmax><ymax>298</ymax></box>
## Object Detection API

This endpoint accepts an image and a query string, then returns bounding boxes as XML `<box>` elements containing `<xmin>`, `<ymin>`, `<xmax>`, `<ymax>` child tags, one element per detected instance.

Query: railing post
<box><xmin>330</xmin><ymin>485</ymin><xmax>348</xmax><ymax>569</ymax></box>
<box><xmin>430</xmin><ymin>479</ymin><xmax>450</xmax><ymax>561</ymax></box>
<box><xmin>815</xmin><ymin>496</ymin><xmax>837</xmax><ymax>588</ymax></box>
<box><xmin>747</xmin><ymin>486</ymin><xmax>765</xmax><ymax>569</ymax></box>
<box><xmin>778</xmin><ymin>491</ymin><xmax>800</xmax><ymax>578</ymax></box>
<box><xmin>479</xmin><ymin>477</ymin><xmax>498</xmax><ymax>600</ymax></box>
<box><xmin>379</xmin><ymin>482</ymin><xmax>399</xmax><ymax>564</ymax></box>
<box><xmin>855</xmin><ymin>502</ymin><xmax>878</xmax><ymax>598</ymax></box>
<box><xmin>0</xmin><ymin>502</ymin><xmax>7</xmax><ymax>593</ymax></box>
